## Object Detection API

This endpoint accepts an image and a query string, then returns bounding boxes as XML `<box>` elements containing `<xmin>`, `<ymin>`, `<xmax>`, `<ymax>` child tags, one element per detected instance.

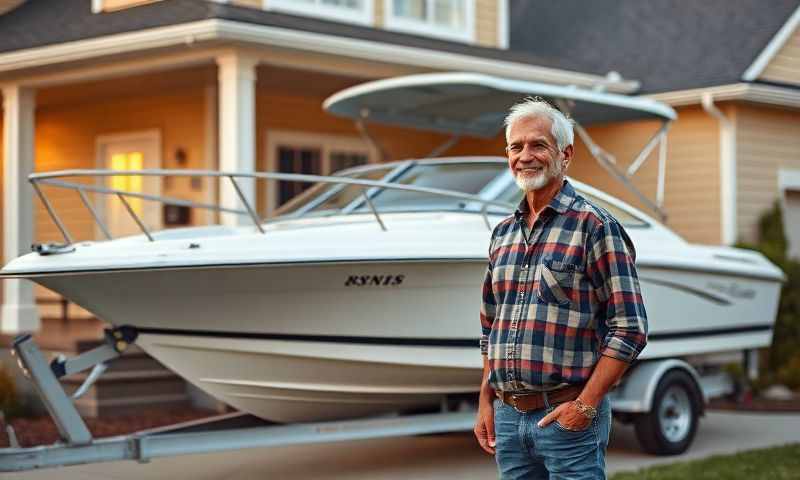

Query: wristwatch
<box><xmin>573</xmin><ymin>397</ymin><xmax>598</xmax><ymax>419</ymax></box>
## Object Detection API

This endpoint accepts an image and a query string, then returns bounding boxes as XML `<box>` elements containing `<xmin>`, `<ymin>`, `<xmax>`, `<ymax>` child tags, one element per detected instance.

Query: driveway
<box><xmin>5</xmin><ymin>411</ymin><xmax>800</xmax><ymax>479</ymax></box>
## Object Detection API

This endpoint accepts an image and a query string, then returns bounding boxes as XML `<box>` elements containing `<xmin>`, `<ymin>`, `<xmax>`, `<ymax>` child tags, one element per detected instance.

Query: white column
<box><xmin>216</xmin><ymin>52</ymin><xmax>257</xmax><ymax>227</ymax></box>
<box><xmin>204</xmin><ymin>84</ymin><xmax>218</xmax><ymax>226</ymax></box>
<box><xmin>2</xmin><ymin>85</ymin><xmax>39</xmax><ymax>333</ymax></box>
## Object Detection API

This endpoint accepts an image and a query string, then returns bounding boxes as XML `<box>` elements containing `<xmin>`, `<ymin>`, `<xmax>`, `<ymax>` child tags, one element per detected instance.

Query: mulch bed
<box><xmin>0</xmin><ymin>407</ymin><xmax>216</xmax><ymax>448</ymax></box>
<box><xmin>708</xmin><ymin>395</ymin><xmax>800</xmax><ymax>413</ymax></box>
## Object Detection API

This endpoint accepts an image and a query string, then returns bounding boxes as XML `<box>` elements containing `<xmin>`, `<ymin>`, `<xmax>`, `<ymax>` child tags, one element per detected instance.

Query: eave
<box><xmin>0</xmin><ymin>18</ymin><xmax>640</xmax><ymax>93</ymax></box>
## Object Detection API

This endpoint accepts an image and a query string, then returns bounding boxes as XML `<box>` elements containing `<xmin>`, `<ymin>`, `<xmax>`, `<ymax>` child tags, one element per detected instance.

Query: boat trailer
<box><xmin>0</xmin><ymin>328</ymin><xmax>476</xmax><ymax>472</ymax></box>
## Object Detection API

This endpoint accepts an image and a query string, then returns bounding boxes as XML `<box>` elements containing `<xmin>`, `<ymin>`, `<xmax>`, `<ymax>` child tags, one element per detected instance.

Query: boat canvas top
<box><xmin>323</xmin><ymin>72</ymin><xmax>676</xmax><ymax>219</ymax></box>
<box><xmin>323</xmin><ymin>72</ymin><xmax>677</xmax><ymax>138</ymax></box>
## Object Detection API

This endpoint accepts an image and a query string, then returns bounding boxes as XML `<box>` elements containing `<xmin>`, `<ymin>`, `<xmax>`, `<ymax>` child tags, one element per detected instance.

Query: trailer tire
<box><xmin>634</xmin><ymin>369</ymin><xmax>701</xmax><ymax>455</ymax></box>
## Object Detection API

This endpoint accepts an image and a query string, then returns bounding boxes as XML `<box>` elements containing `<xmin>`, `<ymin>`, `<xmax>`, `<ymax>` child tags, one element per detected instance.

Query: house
<box><xmin>0</xmin><ymin>0</ymin><xmax>799</xmax><ymax>413</ymax></box>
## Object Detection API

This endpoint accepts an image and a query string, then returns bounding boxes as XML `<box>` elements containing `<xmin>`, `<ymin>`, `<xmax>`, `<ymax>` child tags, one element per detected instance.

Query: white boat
<box><xmin>0</xmin><ymin>73</ymin><xmax>783</xmax><ymax>424</ymax></box>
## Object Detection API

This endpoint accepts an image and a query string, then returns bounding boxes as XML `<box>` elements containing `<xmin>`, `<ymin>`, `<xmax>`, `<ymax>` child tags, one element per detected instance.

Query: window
<box><xmin>96</xmin><ymin>129</ymin><xmax>162</xmax><ymax>238</ymax></box>
<box><xmin>110</xmin><ymin>152</ymin><xmax>145</xmax><ymax>216</ymax></box>
<box><xmin>266</xmin><ymin>131</ymin><xmax>376</xmax><ymax>216</ymax></box>
<box><xmin>265</xmin><ymin>0</ymin><xmax>374</xmax><ymax>26</ymax></box>
<box><xmin>385</xmin><ymin>0</ymin><xmax>475</xmax><ymax>43</ymax></box>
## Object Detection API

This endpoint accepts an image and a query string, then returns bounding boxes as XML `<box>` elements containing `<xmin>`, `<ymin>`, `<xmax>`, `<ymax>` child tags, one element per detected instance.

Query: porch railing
<box><xmin>28</xmin><ymin>169</ymin><xmax>515</xmax><ymax>246</ymax></box>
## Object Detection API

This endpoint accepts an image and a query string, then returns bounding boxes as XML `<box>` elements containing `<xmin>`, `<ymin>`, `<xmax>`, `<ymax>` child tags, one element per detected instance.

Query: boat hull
<box><xmin>33</xmin><ymin>258</ymin><xmax>780</xmax><ymax>422</ymax></box>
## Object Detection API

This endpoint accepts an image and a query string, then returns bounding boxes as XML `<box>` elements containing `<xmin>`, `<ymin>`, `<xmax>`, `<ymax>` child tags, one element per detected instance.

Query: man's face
<box><xmin>506</xmin><ymin>116</ymin><xmax>570</xmax><ymax>192</ymax></box>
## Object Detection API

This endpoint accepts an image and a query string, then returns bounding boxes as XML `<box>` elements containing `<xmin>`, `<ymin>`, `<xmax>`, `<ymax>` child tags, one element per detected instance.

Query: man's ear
<box><xmin>561</xmin><ymin>145</ymin><xmax>574</xmax><ymax>170</ymax></box>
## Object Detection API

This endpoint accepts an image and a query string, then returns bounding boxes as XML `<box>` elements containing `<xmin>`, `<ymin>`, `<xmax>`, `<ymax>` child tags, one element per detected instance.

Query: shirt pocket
<box><xmin>537</xmin><ymin>260</ymin><xmax>584</xmax><ymax>307</ymax></box>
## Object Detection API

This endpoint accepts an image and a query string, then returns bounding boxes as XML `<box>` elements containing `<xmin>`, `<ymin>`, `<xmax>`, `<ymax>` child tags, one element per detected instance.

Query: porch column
<box><xmin>216</xmin><ymin>52</ymin><xmax>257</xmax><ymax>227</ymax></box>
<box><xmin>1</xmin><ymin>85</ymin><xmax>39</xmax><ymax>333</ymax></box>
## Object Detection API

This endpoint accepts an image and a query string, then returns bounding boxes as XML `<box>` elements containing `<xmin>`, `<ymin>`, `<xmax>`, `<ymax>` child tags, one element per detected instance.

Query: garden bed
<box><xmin>0</xmin><ymin>407</ymin><xmax>216</xmax><ymax>448</ymax></box>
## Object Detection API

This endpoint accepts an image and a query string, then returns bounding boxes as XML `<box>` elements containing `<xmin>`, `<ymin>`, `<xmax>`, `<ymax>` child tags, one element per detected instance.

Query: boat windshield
<box><xmin>276</xmin><ymin>162</ymin><xmax>508</xmax><ymax>218</ymax></box>
<box><xmin>490</xmin><ymin>181</ymin><xmax>649</xmax><ymax>228</ymax></box>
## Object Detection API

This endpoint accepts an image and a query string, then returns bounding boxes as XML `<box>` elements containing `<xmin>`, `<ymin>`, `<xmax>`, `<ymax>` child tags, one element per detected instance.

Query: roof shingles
<box><xmin>1</xmin><ymin>0</ymin><xmax>799</xmax><ymax>93</ymax></box>
<box><xmin>508</xmin><ymin>0</ymin><xmax>800</xmax><ymax>93</ymax></box>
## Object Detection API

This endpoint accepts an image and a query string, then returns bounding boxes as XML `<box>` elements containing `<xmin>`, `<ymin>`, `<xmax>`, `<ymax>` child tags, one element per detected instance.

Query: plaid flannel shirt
<box><xmin>480</xmin><ymin>180</ymin><xmax>648</xmax><ymax>392</ymax></box>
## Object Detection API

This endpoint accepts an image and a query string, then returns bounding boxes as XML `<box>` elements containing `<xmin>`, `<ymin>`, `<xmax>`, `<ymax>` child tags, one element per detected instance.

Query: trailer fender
<box><xmin>608</xmin><ymin>359</ymin><xmax>704</xmax><ymax>414</ymax></box>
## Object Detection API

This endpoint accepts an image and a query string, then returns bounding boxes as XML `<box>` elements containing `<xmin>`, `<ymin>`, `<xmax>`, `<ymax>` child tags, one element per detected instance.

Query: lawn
<box><xmin>611</xmin><ymin>444</ymin><xmax>800</xmax><ymax>480</ymax></box>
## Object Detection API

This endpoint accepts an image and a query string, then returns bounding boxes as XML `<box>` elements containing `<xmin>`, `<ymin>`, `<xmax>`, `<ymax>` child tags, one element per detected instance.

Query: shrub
<box><xmin>737</xmin><ymin>201</ymin><xmax>800</xmax><ymax>390</ymax></box>
<box><xmin>0</xmin><ymin>363</ymin><xmax>22</xmax><ymax>418</ymax></box>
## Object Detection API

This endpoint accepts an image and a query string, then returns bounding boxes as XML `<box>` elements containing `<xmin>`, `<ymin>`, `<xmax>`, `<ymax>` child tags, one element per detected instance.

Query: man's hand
<box><xmin>537</xmin><ymin>401</ymin><xmax>592</xmax><ymax>431</ymax></box>
<box><xmin>474</xmin><ymin>398</ymin><xmax>496</xmax><ymax>454</ymax></box>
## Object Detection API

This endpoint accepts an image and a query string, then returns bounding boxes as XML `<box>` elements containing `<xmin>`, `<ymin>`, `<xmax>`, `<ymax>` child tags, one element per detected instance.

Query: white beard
<box><xmin>514</xmin><ymin>159</ymin><xmax>563</xmax><ymax>192</ymax></box>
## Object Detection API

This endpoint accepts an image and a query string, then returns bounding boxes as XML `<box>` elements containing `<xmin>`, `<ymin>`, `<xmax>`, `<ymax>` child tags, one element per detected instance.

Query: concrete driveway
<box><xmin>5</xmin><ymin>410</ymin><xmax>800</xmax><ymax>479</ymax></box>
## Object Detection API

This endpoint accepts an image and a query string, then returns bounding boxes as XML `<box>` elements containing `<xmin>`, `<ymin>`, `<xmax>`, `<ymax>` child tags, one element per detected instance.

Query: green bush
<box><xmin>737</xmin><ymin>201</ymin><xmax>800</xmax><ymax>390</ymax></box>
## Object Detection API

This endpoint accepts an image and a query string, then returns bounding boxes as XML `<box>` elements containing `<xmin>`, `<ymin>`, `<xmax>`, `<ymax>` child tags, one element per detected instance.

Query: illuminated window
<box><xmin>265</xmin><ymin>0</ymin><xmax>374</xmax><ymax>26</ymax></box>
<box><xmin>386</xmin><ymin>0</ymin><xmax>475</xmax><ymax>42</ymax></box>
<box><xmin>111</xmin><ymin>151</ymin><xmax>144</xmax><ymax>216</ymax></box>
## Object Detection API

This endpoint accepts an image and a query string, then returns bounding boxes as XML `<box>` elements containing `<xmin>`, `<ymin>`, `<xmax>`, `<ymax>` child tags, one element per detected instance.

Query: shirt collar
<box><xmin>514</xmin><ymin>179</ymin><xmax>576</xmax><ymax>222</ymax></box>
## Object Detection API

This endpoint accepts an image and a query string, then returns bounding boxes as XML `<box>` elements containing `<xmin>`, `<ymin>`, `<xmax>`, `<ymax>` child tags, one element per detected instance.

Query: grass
<box><xmin>610</xmin><ymin>444</ymin><xmax>800</xmax><ymax>480</ymax></box>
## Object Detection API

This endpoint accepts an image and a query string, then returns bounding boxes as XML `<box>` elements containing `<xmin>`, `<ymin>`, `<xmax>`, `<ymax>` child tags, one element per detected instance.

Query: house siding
<box><xmin>232</xmin><ymin>0</ymin><xmax>263</xmax><ymax>9</ymax></box>
<box><xmin>34</xmin><ymin>88</ymin><xmax>208</xmax><ymax>243</ymax></box>
<box><xmin>475</xmin><ymin>0</ymin><xmax>498</xmax><ymax>47</ymax></box>
<box><xmin>254</xmin><ymin>0</ymin><xmax>502</xmax><ymax>48</ymax></box>
<box><xmin>568</xmin><ymin>106</ymin><xmax>722</xmax><ymax>245</ymax></box>
<box><xmin>254</xmin><ymin>86</ymin><xmax>456</xmax><ymax>212</ymax></box>
<box><xmin>736</xmin><ymin>103</ymin><xmax>800</xmax><ymax>243</ymax></box>
<box><xmin>760</xmin><ymin>23</ymin><xmax>800</xmax><ymax>86</ymax></box>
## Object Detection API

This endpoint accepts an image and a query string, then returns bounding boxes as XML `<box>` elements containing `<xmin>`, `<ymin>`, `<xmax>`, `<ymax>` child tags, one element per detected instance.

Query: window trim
<box><xmin>383</xmin><ymin>0</ymin><xmax>476</xmax><ymax>44</ymax></box>
<box><xmin>264</xmin><ymin>0</ymin><xmax>374</xmax><ymax>27</ymax></box>
<box><xmin>265</xmin><ymin>129</ymin><xmax>378</xmax><ymax>217</ymax></box>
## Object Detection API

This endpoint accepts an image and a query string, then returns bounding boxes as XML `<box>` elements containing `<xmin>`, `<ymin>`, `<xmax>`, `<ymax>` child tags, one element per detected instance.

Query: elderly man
<box><xmin>474</xmin><ymin>98</ymin><xmax>648</xmax><ymax>480</ymax></box>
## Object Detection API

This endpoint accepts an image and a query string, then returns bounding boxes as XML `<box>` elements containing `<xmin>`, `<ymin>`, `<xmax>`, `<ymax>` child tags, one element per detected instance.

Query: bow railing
<box><xmin>29</xmin><ymin>169</ymin><xmax>515</xmax><ymax>245</ymax></box>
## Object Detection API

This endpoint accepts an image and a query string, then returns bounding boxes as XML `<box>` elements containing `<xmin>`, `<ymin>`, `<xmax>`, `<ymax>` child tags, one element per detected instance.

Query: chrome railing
<box><xmin>29</xmin><ymin>169</ymin><xmax>515</xmax><ymax>245</ymax></box>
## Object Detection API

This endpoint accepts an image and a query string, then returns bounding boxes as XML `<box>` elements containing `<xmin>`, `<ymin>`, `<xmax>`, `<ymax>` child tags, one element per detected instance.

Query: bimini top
<box><xmin>323</xmin><ymin>72</ymin><xmax>676</xmax><ymax>138</ymax></box>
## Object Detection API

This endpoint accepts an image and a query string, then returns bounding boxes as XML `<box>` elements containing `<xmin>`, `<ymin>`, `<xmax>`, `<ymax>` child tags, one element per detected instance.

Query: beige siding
<box><xmin>0</xmin><ymin>112</ymin><xmax>3</xmax><ymax>303</ymax></box>
<box><xmin>99</xmin><ymin>0</ymin><xmax>161</xmax><ymax>12</ymax></box>
<box><xmin>259</xmin><ymin>0</ymin><xmax>499</xmax><ymax>47</ymax></box>
<box><xmin>475</xmin><ymin>0</ymin><xmax>499</xmax><ymax>47</ymax></box>
<box><xmin>569</xmin><ymin>106</ymin><xmax>722</xmax><ymax>245</ymax></box>
<box><xmin>34</xmin><ymin>86</ymin><xmax>208</xmax><ymax>243</ymax></box>
<box><xmin>374</xmin><ymin>0</ymin><xmax>383</xmax><ymax>27</ymax></box>
<box><xmin>232</xmin><ymin>0</ymin><xmax>262</xmax><ymax>9</ymax></box>
<box><xmin>760</xmin><ymin>24</ymin><xmax>800</xmax><ymax>86</ymax></box>
<box><xmin>736</xmin><ymin>104</ymin><xmax>800</xmax><ymax>242</ymax></box>
<box><xmin>254</xmin><ymin>85</ymin><xmax>456</xmax><ymax>212</ymax></box>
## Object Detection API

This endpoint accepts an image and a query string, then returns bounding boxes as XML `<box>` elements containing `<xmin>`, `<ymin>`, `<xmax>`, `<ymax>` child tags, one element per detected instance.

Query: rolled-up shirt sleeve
<box><xmin>586</xmin><ymin>219</ymin><xmax>648</xmax><ymax>363</ymax></box>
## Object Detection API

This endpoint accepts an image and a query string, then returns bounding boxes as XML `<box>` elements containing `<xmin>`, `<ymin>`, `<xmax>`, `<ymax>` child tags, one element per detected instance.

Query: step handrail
<box><xmin>29</xmin><ymin>168</ymin><xmax>515</xmax><ymax>245</ymax></box>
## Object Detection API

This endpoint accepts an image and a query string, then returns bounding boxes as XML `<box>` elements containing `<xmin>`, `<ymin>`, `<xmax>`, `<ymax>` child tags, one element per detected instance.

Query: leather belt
<box><xmin>496</xmin><ymin>384</ymin><xmax>584</xmax><ymax>413</ymax></box>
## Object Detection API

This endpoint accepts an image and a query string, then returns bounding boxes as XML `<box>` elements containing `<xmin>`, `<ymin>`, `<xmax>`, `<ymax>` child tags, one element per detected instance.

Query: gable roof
<box><xmin>509</xmin><ymin>0</ymin><xmax>800</xmax><ymax>94</ymax></box>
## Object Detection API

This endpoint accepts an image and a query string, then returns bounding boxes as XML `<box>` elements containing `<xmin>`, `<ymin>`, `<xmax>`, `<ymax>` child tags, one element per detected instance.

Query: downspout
<box><xmin>701</xmin><ymin>92</ymin><xmax>737</xmax><ymax>245</ymax></box>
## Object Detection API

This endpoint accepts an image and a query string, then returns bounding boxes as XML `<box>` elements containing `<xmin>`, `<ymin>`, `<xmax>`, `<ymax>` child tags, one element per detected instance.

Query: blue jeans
<box><xmin>493</xmin><ymin>395</ymin><xmax>612</xmax><ymax>480</ymax></box>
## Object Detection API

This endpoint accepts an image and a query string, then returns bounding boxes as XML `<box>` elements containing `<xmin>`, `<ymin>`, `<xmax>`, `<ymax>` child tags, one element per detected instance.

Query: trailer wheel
<box><xmin>634</xmin><ymin>369</ymin><xmax>701</xmax><ymax>455</ymax></box>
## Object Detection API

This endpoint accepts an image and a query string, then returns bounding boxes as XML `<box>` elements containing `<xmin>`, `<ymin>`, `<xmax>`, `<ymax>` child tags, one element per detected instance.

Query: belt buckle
<box><xmin>510</xmin><ymin>393</ymin><xmax>525</xmax><ymax>413</ymax></box>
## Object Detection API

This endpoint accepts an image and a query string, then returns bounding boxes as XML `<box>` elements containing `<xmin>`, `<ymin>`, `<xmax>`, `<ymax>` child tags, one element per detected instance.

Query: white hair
<box><xmin>504</xmin><ymin>98</ymin><xmax>575</xmax><ymax>151</ymax></box>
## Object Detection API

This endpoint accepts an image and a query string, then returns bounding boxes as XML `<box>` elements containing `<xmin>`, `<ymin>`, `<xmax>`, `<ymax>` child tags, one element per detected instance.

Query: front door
<box><xmin>96</xmin><ymin>131</ymin><xmax>162</xmax><ymax>239</ymax></box>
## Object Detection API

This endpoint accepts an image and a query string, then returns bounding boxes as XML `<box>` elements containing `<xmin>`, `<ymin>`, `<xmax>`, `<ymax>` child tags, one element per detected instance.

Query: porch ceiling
<box><xmin>31</xmin><ymin>64</ymin><xmax>375</xmax><ymax>109</ymax></box>
<box><xmin>36</xmin><ymin>64</ymin><xmax>216</xmax><ymax>108</ymax></box>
